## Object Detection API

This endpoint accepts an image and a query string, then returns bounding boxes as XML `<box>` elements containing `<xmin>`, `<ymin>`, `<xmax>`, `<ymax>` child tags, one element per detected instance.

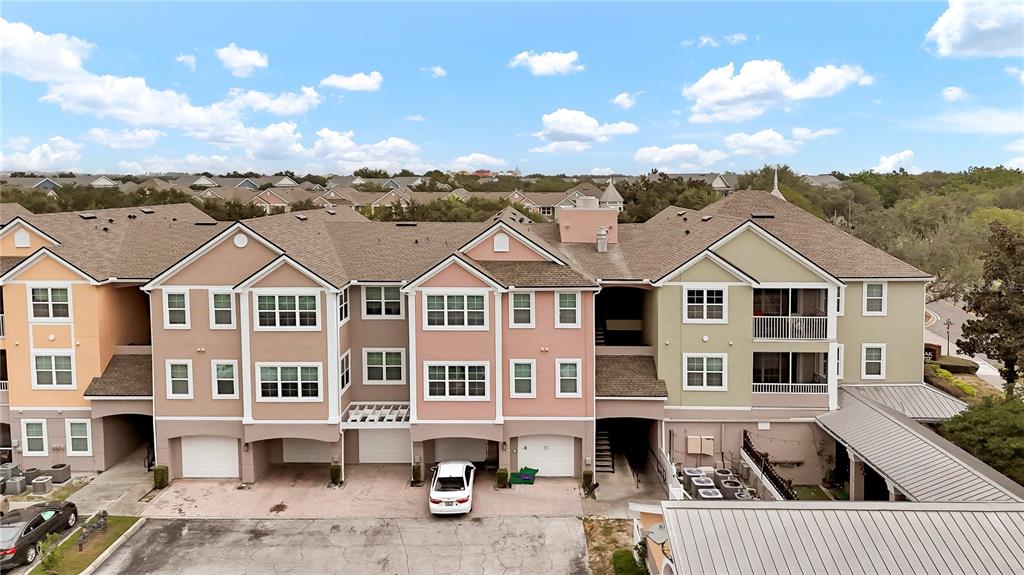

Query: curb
<box><xmin>79</xmin><ymin>517</ymin><xmax>146</xmax><ymax>575</ymax></box>
<box><xmin>924</xmin><ymin>308</ymin><xmax>939</xmax><ymax>328</ymax></box>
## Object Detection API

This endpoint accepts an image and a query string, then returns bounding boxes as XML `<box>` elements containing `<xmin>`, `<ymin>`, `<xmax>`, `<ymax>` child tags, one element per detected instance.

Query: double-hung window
<box><xmin>684</xmin><ymin>354</ymin><xmax>727</xmax><ymax>391</ymax></box>
<box><xmin>364</xmin><ymin>349</ymin><xmax>405</xmax><ymax>384</ymax></box>
<box><xmin>425</xmin><ymin>293</ymin><xmax>486</xmax><ymax>328</ymax></box>
<box><xmin>685</xmin><ymin>288</ymin><xmax>726</xmax><ymax>322</ymax></box>
<box><xmin>22</xmin><ymin>420</ymin><xmax>47</xmax><ymax>456</ymax></box>
<box><xmin>425</xmin><ymin>363</ymin><xmax>488</xmax><ymax>399</ymax></box>
<box><xmin>258</xmin><ymin>364</ymin><xmax>321</xmax><ymax>400</ymax></box>
<box><xmin>164</xmin><ymin>290</ymin><xmax>189</xmax><ymax>328</ymax></box>
<box><xmin>555</xmin><ymin>292</ymin><xmax>580</xmax><ymax>328</ymax></box>
<box><xmin>510</xmin><ymin>292</ymin><xmax>534</xmax><ymax>328</ymax></box>
<box><xmin>30</xmin><ymin>287</ymin><xmax>70</xmax><ymax>320</ymax></box>
<box><xmin>256</xmin><ymin>294</ymin><xmax>319</xmax><ymax>328</ymax></box>
<box><xmin>339</xmin><ymin>288</ymin><xmax>350</xmax><ymax>324</ymax></box>
<box><xmin>862</xmin><ymin>344</ymin><xmax>886</xmax><ymax>379</ymax></box>
<box><xmin>863</xmin><ymin>282</ymin><xmax>886</xmax><ymax>316</ymax></box>
<box><xmin>510</xmin><ymin>360</ymin><xmax>535</xmax><ymax>397</ymax></box>
<box><xmin>209</xmin><ymin>291</ymin><xmax>235</xmax><ymax>329</ymax></box>
<box><xmin>212</xmin><ymin>360</ymin><xmax>238</xmax><ymax>398</ymax></box>
<box><xmin>166</xmin><ymin>360</ymin><xmax>193</xmax><ymax>399</ymax></box>
<box><xmin>65</xmin><ymin>419</ymin><xmax>92</xmax><ymax>456</ymax></box>
<box><xmin>555</xmin><ymin>359</ymin><xmax>582</xmax><ymax>397</ymax></box>
<box><xmin>339</xmin><ymin>350</ymin><xmax>351</xmax><ymax>390</ymax></box>
<box><xmin>33</xmin><ymin>354</ymin><xmax>74</xmax><ymax>388</ymax></box>
<box><xmin>364</xmin><ymin>286</ymin><xmax>403</xmax><ymax>318</ymax></box>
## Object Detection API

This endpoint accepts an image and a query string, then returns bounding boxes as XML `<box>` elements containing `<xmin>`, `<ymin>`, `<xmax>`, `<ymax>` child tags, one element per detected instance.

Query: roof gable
<box><xmin>192</xmin><ymin>175</ymin><xmax>218</xmax><ymax>187</ymax></box>
<box><xmin>655</xmin><ymin>250</ymin><xmax>757</xmax><ymax>285</ymax></box>
<box><xmin>0</xmin><ymin>217</ymin><xmax>62</xmax><ymax>247</ymax></box>
<box><xmin>142</xmin><ymin>223</ymin><xmax>283</xmax><ymax>290</ymax></box>
<box><xmin>31</xmin><ymin>177</ymin><xmax>62</xmax><ymax>189</ymax></box>
<box><xmin>403</xmin><ymin>254</ymin><xmax>505</xmax><ymax>291</ymax></box>
<box><xmin>711</xmin><ymin>222</ymin><xmax>842</xmax><ymax>285</ymax></box>
<box><xmin>275</xmin><ymin>176</ymin><xmax>299</xmax><ymax>187</ymax></box>
<box><xmin>459</xmin><ymin>221</ymin><xmax>565</xmax><ymax>265</ymax></box>
<box><xmin>90</xmin><ymin>176</ymin><xmax>118</xmax><ymax>187</ymax></box>
<box><xmin>1</xmin><ymin>247</ymin><xmax>96</xmax><ymax>283</ymax></box>
<box><xmin>236</xmin><ymin>254</ymin><xmax>335</xmax><ymax>290</ymax></box>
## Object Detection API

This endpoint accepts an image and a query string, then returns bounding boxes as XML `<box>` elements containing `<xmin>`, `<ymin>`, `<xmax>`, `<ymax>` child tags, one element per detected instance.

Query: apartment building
<box><xmin>1</xmin><ymin>190</ymin><xmax>960</xmax><ymax>495</ymax></box>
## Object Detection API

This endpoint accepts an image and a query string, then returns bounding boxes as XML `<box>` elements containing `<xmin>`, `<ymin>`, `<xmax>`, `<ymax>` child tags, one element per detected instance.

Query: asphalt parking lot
<box><xmin>94</xmin><ymin>517</ymin><xmax>589</xmax><ymax>575</ymax></box>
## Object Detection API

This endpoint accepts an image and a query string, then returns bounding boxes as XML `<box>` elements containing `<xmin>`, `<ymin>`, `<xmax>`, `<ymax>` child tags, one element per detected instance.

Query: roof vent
<box><xmin>684</xmin><ymin>229</ymin><xmax>690</xmax><ymax>235</ymax></box>
<box><xmin>140</xmin><ymin>207</ymin><xmax>155</xmax><ymax>214</ymax></box>
<box><xmin>294</xmin><ymin>214</ymin><xmax>308</xmax><ymax>221</ymax></box>
<box><xmin>127</xmin><ymin>214</ymin><xmax>137</xmax><ymax>220</ymax></box>
<box><xmin>194</xmin><ymin>221</ymin><xmax>217</xmax><ymax>226</ymax></box>
<box><xmin>79</xmin><ymin>213</ymin><xmax>97</xmax><ymax>220</ymax></box>
<box><xmin>396</xmin><ymin>222</ymin><xmax>417</xmax><ymax>227</ymax></box>
<box><xmin>676</xmin><ymin>210</ymin><xmax>687</xmax><ymax>216</ymax></box>
<box><xmin>108</xmin><ymin>218</ymin><xmax>115</xmax><ymax>223</ymax></box>
<box><xmin>102</xmin><ymin>226</ymin><xmax>109</xmax><ymax>232</ymax></box>
<box><xmin>751</xmin><ymin>212</ymin><xmax>775</xmax><ymax>219</ymax></box>
<box><xmin>701</xmin><ymin>215</ymin><xmax>713</xmax><ymax>222</ymax></box>
<box><xmin>325</xmin><ymin>209</ymin><xmax>336</xmax><ymax>215</ymax></box>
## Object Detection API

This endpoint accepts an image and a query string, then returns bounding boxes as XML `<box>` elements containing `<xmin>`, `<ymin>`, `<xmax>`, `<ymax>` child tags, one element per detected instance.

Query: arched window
<box><xmin>14</xmin><ymin>229</ymin><xmax>30</xmax><ymax>248</ymax></box>
<box><xmin>493</xmin><ymin>233</ymin><xmax>510</xmax><ymax>253</ymax></box>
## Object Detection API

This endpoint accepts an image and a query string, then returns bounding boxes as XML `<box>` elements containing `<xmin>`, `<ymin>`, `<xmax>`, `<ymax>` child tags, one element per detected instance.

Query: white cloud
<box><xmin>792</xmin><ymin>127</ymin><xmax>841</xmax><ymax>140</ymax></box>
<box><xmin>420</xmin><ymin>65</ymin><xmax>447</xmax><ymax>78</ymax></box>
<box><xmin>508</xmin><ymin>50</ymin><xmax>584</xmax><ymax>76</ymax></box>
<box><xmin>0</xmin><ymin>18</ymin><xmax>93</xmax><ymax>83</ymax></box>
<box><xmin>451</xmin><ymin>152</ymin><xmax>506</xmax><ymax>171</ymax></box>
<box><xmin>175</xmin><ymin>54</ymin><xmax>196</xmax><ymax>72</ymax></box>
<box><xmin>1006</xmin><ymin>140</ymin><xmax>1024</xmax><ymax>170</ymax></box>
<box><xmin>0</xmin><ymin>136</ymin><xmax>81</xmax><ymax>171</ymax></box>
<box><xmin>724</xmin><ymin>33</ymin><xmax>748</xmax><ymax>45</ymax></box>
<box><xmin>680</xmin><ymin>40</ymin><xmax>696</xmax><ymax>48</ymax></box>
<box><xmin>529</xmin><ymin>141</ymin><xmax>593</xmax><ymax>154</ymax></box>
<box><xmin>682</xmin><ymin>59</ymin><xmax>874</xmax><ymax>122</ymax></box>
<box><xmin>309</xmin><ymin>128</ymin><xmax>429</xmax><ymax>174</ymax></box>
<box><xmin>590</xmin><ymin>167</ymin><xmax>614</xmax><ymax>176</ymax></box>
<box><xmin>926</xmin><ymin>0</ymin><xmax>1024</xmax><ymax>58</ymax></box>
<box><xmin>611</xmin><ymin>92</ymin><xmax>638</xmax><ymax>109</ymax></box>
<box><xmin>633</xmin><ymin>143</ymin><xmax>728</xmax><ymax>170</ymax></box>
<box><xmin>85</xmin><ymin>128</ymin><xmax>165</xmax><ymax>149</ymax></box>
<box><xmin>320</xmin><ymin>71</ymin><xmax>383</xmax><ymax>91</ymax></box>
<box><xmin>1007</xmin><ymin>139</ymin><xmax>1024</xmax><ymax>154</ymax></box>
<box><xmin>531</xmin><ymin>108</ymin><xmax>638</xmax><ymax>154</ymax></box>
<box><xmin>404</xmin><ymin>114</ymin><xmax>426</xmax><ymax>122</ymax></box>
<box><xmin>871</xmin><ymin>149</ymin><xmax>916</xmax><ymax>172</ymax></box>
<box><xmin>724</xmin><ymin>129</ymin><xmax>799</xmax><ymax>156</ymax></box>
<box><xmin>225</xmin><ymin>86</ymin><xmax>322</xmax><ymax>115</ymax></box>
<box><xmin>698</xmin><ymin>35</ymin><xmax>720</xmax><ymax>48</ymax></box>
<box><xmin>6</xmin><ymin>136</ymin><xmax>32</xmax><ymax>151</ymax></box>
<box><xmin>116</xmin><ymin>160</ymin><xmax>145</xmax><ymax>173</ymax></box>
<box><xmin>215</xmin><ymin>43</ymin><xmax>268</xmax><ymax>78</ymax></box>
<box><xmin>1006</xmin><ymin>156</ymin><xmax>1024</xmax><ymax>170</ymax></box>
<box><xmin>129</xmin><ymin>154</ymin><xmax>251</xmax><ymax>174</ymax></box>
<box><xmin>1006</xmin><ymin>66</ymin><xmax>1024</xmax><ymax>84</ymax></box>
<box><xmin>941</xmin><ymin>86</ymin><xmax>968</xmax><ymax>101</ymax></box>
<box><xmin>928</xmin><ymin>107</ymin><xmax>1024</xmax><ymax>135</ymax></box>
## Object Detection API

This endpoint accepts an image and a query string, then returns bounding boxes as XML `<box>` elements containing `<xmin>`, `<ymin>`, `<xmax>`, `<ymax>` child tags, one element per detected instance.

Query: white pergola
<box><xmin>341</xmin><ymin>401</ymin><xmax>411</xmax><ymax>428</ymax></box>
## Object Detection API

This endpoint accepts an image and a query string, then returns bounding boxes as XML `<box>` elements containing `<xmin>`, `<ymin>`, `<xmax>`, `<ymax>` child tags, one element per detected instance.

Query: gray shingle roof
<box><xmin>475</xmin><ymin>260</ymin><xmax>597</xmax><ymax>287</ymax></box>
<box><xmin>842</xmin><ymin>383</ymin><xmax>967</xmax><ymax>421</ymax></box>
<box><xmin>84</xmin><ymin>355</ymin><xmax>153</xmax><ymax>397</ymax></box>
<box><xmin>817</xmin><ymin>388</ymin><xmax>1024</xmax><ymax>502</ymax></box>
<box><xmin>596</xmin><ymin>355</ymin><xmax>667</xmax><ymax>397</ymax></box>
<box><xmin>1</xmin><ymin>203</ymin><xmax>33</xmax><ymax>224</ymax></box>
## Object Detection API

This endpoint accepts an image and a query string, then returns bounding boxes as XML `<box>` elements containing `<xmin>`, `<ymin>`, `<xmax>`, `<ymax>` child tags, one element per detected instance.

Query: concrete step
<box><xmin>596</xmin><ymin>465</ymin><xmax>615</xmax><ymax>473</ymax></box>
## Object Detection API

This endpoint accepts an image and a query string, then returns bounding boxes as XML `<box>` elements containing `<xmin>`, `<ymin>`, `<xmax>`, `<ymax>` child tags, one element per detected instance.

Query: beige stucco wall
<box><xmin>714</xmin><ymin>229</ymin><xmax>824</xmax><ymax>284</ymax></box>
<box><xmin>344</xmin><ymin>286</ymin><xmax>409</xmax><ymax>403</ymax></box>
<box><xmin>838</xmin><ymin>281</ymin><xmax>925</xmax><ymax>384</ymax></box>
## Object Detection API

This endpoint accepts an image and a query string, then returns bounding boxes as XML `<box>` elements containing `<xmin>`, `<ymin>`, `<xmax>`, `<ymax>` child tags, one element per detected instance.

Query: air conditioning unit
<box><xmin>697</xmin><ymin>488</ymin><xmax>723</xmax><ymax>500</ymax></box>
<box><xmin>689</xmin><ymin>476</ymin><xmax>715</xmax><ymax>497</ymax></box>
<box><xmin>738</xmin><ymin>461</ymin><xmax>751</xmax><ymax>481</ymax></box>
<box><xmin>713</xmin><ymin>468</ymin><xmax>736</xmax><ymax>489</ymax></box>
<box><xmin>720</xmin><ymin>479</ymin><xmax>743</xmax><ymax>499</ymax></box>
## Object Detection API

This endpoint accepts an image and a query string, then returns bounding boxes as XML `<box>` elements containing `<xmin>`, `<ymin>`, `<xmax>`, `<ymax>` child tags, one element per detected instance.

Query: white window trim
<box><xmin>555</xmin><ymin>358</ymin><xmax>583</xmax><ymax>398</ymax></box>
<box><xmin>682</xmin><ymin>284</ymin><xmax>729</xmax><ymax>324</ymax></box>
<box><xmin>339</xmin><ymin>287</ymin><xmax>350</xmax><ymax>326</ymax></box>
<box><xmin>682</xmin><ymin>352</ymin><xmax>729</xmax><ymax>392</ymax></box>
<box><xmin>362</xmin><ymin>348</ymin><xmax>406</xmax><ymax>385</ymax></box>
<box><xmin>509</xmin><ymin>291</ymin><xmax>535</xmax><ymax>329</ymax></box>
<box><xmin>422</xmin><ymin>288</ymin><xmax>490</xmax><ymax>331</ymax></box>
<box><xmin>836</xmin><ymin>285</ymin><xmax>846</xmax><ymax>316</ymax></box>
<box><xmin>255</xmin><ymin>362</ymin><xmax>324</xmax><ymax>402</ymax></box>
<box><xmin>509</xmin><ymin>359</ymin><xmax>536</xmax><ymax>398</ymax></box>
<box><xmin>211</xmin><ymin>359</ymin><xmax>239</xmax><ymax>399</ymax></box>
<box><xmin>340</xmin><ymin>349</ymin><xmax>352</xmax><ymax>391</ymax></box>
<box><xmin>21</xmin><ymin>419</ymin><xmax>48</xmax><ymax>456</ymax></box>
<box><xmin>64</xmin><ymin>418</ymin><xmax>93</xmax><ymax>457</ymax></box>
<box><xmin>30</xmin><ymin>350</ymin><xmax>76</xmax><ymax>389</ymax></box>
<box><xmin>836</xmin><ymin>343</ymin><xmax>845</xmax><ymax>380</ymax></box>
<box><xmin>165</xmin><ymin>359</ymin><xmax>194</xmax><ymax>399</ymax></box>
<box><xmin>252</xmin><ymin>289</ymin><xmax>322</xmax><ymax>331</ymax></box>
<box><xmin>493</xmin><ymin>233</ymin><xmax>510</xmax><ymax>253</ymax></box>
<box><xmin>555</xmin><ymin>291</ymin><xmax>581</xmax><ymax>329</ymax></box>
<box><xmin>423</xmin><ymin>361</ymin><xmax>491</xmax><ymax>401</ymax></box>
<box><xmin>208</xmin><ymin>290</ymin><xmax>236</xmax><ymax>330</ymax></box>
<box><xmin>27</xmin><ymin>283</ymin><xmax>73</xmax><ymax>323</ymax></box>
<box><xmin>14</xmin><ymin>229</ymin><xmax>30</xmax><ymax>248</ymax></box>
<box><xmin>862</xmin><ymin>282</ymin><xmax>887</xmax><ymax>317</ymax></box>
<box><xmin>861</xmin><ymin>343</ymin><xmax>886</xmax><ymax>380</ymax></box>
<box><xmin>163</xmin><ymin>289</ymin><xmax>191</xmax><ymax>329</ymax></box>
<box><xmin>360</xmin><ymin>285</ymin><xmax>405</xmax><ymax>320</ymax></box>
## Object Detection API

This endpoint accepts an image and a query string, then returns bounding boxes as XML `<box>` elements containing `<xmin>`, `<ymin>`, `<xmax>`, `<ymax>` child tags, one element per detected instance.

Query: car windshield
<box><xmin>435</xmin><ymin>476</ymin><xmax>466</xmax><ymax>492</ymax></box>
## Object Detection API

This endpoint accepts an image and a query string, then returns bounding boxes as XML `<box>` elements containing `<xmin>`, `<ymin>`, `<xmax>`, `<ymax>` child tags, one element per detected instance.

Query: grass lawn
<box><xmin>828</xmin><ymin>486</ymin><xmax>850</xmax><ymax>501</ymax></box>
<box><xmin>584</xmin><ymin>518</ymin><xmax>634</xmax><ymax>575</ymax></box>
<box><xmin>10</xmin><ymin>477</ymin><xmax>90</xmax><ymax>502</ymax></box>
<box><xmin>793</xmin><ymin>485</ymin><xmax>831</xmax><ymax>500</ymax></box>
<box><xmin>29</xmin><ymin>516</ymin><xmax>139</xmax><ymax>575</ymax></box>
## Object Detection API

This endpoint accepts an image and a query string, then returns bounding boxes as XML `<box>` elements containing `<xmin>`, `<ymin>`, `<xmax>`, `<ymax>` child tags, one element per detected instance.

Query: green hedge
<box><xmin>496</xmin><ymin>468</ymin><xmax>509</xmax><ymax>488</ymax></box>
<box><xmin>153</xmin><ymin>465</ymin><xmax>168</xmax><ymax>489</ymax></box>
<box><xmin>612</xmin><ymin>549</ymin><xmax>646</xmax><ymax>575</ymax></box>
<box><xmin>330</xmin><ymin>464</ymin><xmax>342</xmax><ymax>485</ymax></box>
<box><xmin>938</xmin><ymin>355</ymin><xmax>979</xmax><ymax>374</ymax></box>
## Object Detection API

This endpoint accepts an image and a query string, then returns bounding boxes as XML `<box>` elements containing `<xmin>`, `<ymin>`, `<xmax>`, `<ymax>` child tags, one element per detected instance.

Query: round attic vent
<box><xmin>233</xmin><ymin>233</ymin><xmax>249</xmax><ymax>248</ymax></box>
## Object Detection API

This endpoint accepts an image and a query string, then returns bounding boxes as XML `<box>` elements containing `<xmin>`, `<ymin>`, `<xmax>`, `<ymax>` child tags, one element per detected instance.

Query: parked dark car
<box><xmin>0</xmin><ymin>501</ymin><xmax>78</xmax><ymax>568</ymax></box>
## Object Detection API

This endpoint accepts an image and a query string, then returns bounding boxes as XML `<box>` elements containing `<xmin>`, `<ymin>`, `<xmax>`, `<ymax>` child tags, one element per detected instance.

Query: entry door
<box><xmin>358</xmin><ymin>429</ymin><xmax>411</xmax><ymax>463</ymax></box>
<box><xmin>517</xmin><ymin>435</ymin><xmax>574</xmax><ymax>476</ymax></box>
<box><xmin>181</xmin><ymin>436</ymin><xmax>239</xmax><ymax>478</ymax></box>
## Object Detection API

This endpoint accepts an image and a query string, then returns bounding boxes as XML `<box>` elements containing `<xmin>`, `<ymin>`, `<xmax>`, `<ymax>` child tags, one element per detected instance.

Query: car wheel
<box><xmin>66</xmin><ymin>511</ymin><xmax>78</xmax><ymax>529</ymax></box>
<box><xmin>25</xmin><ymin>543</ymin><xmax>38</xmax><ymax>565</ymax></box>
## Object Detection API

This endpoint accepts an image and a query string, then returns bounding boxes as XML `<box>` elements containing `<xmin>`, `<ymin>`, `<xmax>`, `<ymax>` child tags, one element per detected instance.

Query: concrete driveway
<box><xmin>144</xmin><ymin>463</ymin><xmax>583</xmax><ymax>519</ymax></box>
<box><xmin>94</xmin><ymin>517</ymin><xmax>590</xmax><ymax>574</ymax></box>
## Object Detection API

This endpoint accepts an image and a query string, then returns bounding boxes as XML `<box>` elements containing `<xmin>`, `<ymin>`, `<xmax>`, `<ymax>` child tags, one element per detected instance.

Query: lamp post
<box><xmin>944</xmin><ymin>318</ymin><xmax>954</xmax><ymax>355</ymax></box>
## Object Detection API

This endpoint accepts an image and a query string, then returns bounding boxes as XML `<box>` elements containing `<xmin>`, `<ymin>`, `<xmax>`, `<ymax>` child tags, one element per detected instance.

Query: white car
<box><xmin>428</xmin><ymin>461</ymin><xmax>475</xmax><ymax>515</ymax></box>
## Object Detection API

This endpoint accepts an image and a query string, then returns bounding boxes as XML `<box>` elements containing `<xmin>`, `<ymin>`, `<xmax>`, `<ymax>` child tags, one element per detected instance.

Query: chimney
<box><xmin>596</xmin><ymin>226</ymin><xmax>609</xmax><ymax>252</ymax></box>
<box><xmin>556</xmin><ymin>196</ymin><xmax>619</xmax><ymax>245</ymax></box>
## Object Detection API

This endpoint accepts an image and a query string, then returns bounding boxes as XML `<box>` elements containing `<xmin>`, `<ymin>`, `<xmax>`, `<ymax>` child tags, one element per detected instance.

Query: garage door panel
<box><xmin>283</xmin><ymin>439</ymin><xmax>333</xmax><ymax>463</ymax></box>
<box><xmin>358</xmin><ymin>429</ymin><xmax>411</xmax><ymax>463</ymax></box>
<box><xmin>181</xmin><ymin>436</ymin><xmax>239</xmax><ymax>478</ymax></box>
<box><xmin>518</xmin><ymin>435</ymin><xmax>574</xmax><ymax>477</ymax></box>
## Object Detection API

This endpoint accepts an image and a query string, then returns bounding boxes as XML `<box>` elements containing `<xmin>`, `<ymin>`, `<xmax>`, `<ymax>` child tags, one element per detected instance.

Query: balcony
<box><xmin>753</xmin><ymin>287</ymin><xmax>828</xmax><ymax>340</ymax></box>
<box><xmin>0</xmin><ymin>313</ymin><xmax>4</xmax><ymax>338</ymax></box>
<box><xmin>752</xmin><ymin>316</ymin><xmax>827</xmax><ymax>340</ymax></box>
<box><xmin>752</xmin><ymin>351</ymin><xmax>829</xmax><ymax>394</ymax></box>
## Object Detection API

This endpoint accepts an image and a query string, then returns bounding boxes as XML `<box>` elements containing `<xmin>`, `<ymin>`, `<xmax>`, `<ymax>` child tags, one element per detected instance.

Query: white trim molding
<box><xmin>163</xmin><ymin>288</ymin><xmax>191</xmax><ymax>329</ymax></box>
<box><xmin>21</xmin><ymin>419</ymin><xmax>49</xmax><ymax>456</ymax></box>
<box><xmin>254</xmin><ymin>362</ymin><xmax>324</xmax><ymax>402</ymax></box>
<box><xmin>509</xmin><ymin>359</ymin><xmax>537</xmax><ymax>398</ymax></box>
<box><xmin>64</xmin><ymin>418</ymin><xmax>93</xmax><ymax>457</ymax></box>
<box><xmin>363</xmin><ymin>348</ymin><xmax>407</xmax><ymax>385</ymax></box>
<box><xmin>861</xmin><ymin>343</ymin><xmax>887</xmax><ymax>380</ymax></box>
<box><xmin>211</xmin><ymin>359</ymin><xmax>240</xmax><ymax>399</ymax></box>
<box><xmin>422</xmin><ymin>361</ymin><xmax>491</xmax><ymax>401</ymax></box>
<box><xmin>862</xmin><ymin>281</ymin><xmax>888</xmax><ymax>316</ymax></box>
<box><xmin>681</xmin><ymin>283</ymin><xmax>729</xmax><ymax>324</ymax></box>
<box><xmin>554</xmin><ymin>291</ymin><xmax>581</xmax><ymax>329</ymax></box>
<box><xmin>682</xmin><ymin>352</ymin><xmax>728</xmax><ymax>392</ymax></box>
<box><xmin>165</xmin><ymin>359</ymin><xmax>194</xmax><ymax>399</ymax></box>
<box><xmin>554</xmin><ymin>358</ymin><xmax>583</xmax><ymax>398</ymax></box>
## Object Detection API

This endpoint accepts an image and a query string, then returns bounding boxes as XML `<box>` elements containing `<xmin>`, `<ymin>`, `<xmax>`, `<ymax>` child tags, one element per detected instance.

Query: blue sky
<box><xmin>1</xmin><ymin>1</ymin><xmax>1022</xmax><ymax>176</ymax></box>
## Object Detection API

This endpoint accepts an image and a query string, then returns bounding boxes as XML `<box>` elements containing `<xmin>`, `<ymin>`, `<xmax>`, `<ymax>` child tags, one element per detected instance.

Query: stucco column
<box><xmin>848</xmin><ymin>449</ymin><xmax>865</xmax><ymax>501</ymax></box>
<box><xmin>240</xmin><ymin>442</ymin><xmax>256</xmax><ymax>483</ymax></box>
<box><xmin>498</xmin><ymin>436</ymin><xmax>510</xmax><ymax>470</ymax></box>
<box><xmin>828</xmin><ymin>342</ymin><xmax>840</xmax><ymax>411</ymax></box>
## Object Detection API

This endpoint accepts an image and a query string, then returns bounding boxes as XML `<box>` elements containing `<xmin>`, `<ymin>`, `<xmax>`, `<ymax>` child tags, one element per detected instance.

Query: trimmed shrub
<box><xmin>330</xmin><ymin>464</ymin><xmax>342</xmax><ymax>485</ymax></box>
<box><xmin>582</xmin><ymin>469</ymin><xmax>594</xmax><ymax>489</ymax></box>
<box><xmin>153</xmin><ymin>465</ymin><xmax>169</xmax><ymax>489</ymax></box>
<box><xmin>496</xmin><ymin>468</ymin><xmax>509</xmax><ymax>488</ymax></box>
<box><xmin>938</xmin><ymin>355</ymin><xmax>979</xmax><ymax>374</ymax></box>
<box><xmin>411</xmin><ymin>463</ymin><xmax>422</xmax><ymax>484</ymax></box>
<box><xmin>612</xmin><ymin>549</ymin><xmax>646</xmax><ymax>575</ymax></box>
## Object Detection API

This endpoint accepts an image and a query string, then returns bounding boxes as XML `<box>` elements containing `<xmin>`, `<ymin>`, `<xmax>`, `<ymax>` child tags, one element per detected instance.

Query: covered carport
<box><xmin>85</xmin><ymin>354</ymin><xmax>156</xmax><ymax>472</ymax></box>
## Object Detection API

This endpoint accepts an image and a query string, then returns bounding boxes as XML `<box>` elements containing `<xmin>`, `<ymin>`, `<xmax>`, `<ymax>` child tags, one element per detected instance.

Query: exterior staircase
<box><xmin>595</xmin><ymin>430</ymin><xmax>614</xmax><ymax>473</ymax></box>
<box><xmin>595</xmin><ymin>318</ymin><xmax>607</xmax><ymax>345</ymax></box>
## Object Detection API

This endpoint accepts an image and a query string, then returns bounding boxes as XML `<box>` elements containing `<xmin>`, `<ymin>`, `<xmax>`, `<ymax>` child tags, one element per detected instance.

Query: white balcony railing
<box><xmin>0</xmin><ymin>380</ymin><xmax>8</xmax><ymax>391</ymax></box>
<box><xmin>752</xmin><ymin>382</ymin><xmax>828</xmax><ymax>394</ymax></box>
<box><xmin>753</xmin><ymin>316</ymin><xmax>827</xmax><ymax>340</ymax></box>
<box><xmin>0</xmin><ymin>313</ymin><xmax>5</xmax><ymax>337</ymax></box>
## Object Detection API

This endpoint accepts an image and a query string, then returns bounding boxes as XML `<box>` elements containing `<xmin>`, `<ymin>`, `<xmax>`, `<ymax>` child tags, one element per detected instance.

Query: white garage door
<box><xmin>283</xmin><ymin>439</ymin><xmax>333</xmax><ymax>463</ymax></box>
<box><xmin>435</xmin><ymin>438</ymin><xmax>488</xmax><ymax>462</ymax></box>
<box><xmin>181</xmin><ymin>436</ymin><xmax>239</xmax><ymax>478</ymax></box>
<box><xmin>517</xmin><ymin>435</ymin><xmax>575</xmax><ymax>477</ymax></box>
<box><xmin>358</xmin><ymin>429</ymin><xmax>411</xmax><ymax>463</ymax></box>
